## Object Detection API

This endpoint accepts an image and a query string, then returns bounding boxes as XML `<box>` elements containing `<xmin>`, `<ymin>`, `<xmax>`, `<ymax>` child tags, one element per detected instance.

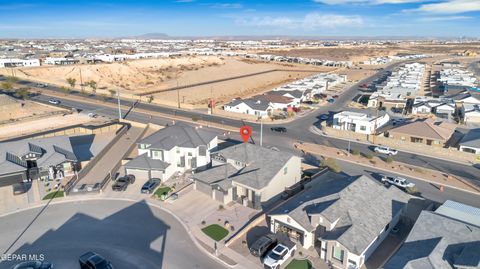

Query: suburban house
<box><xmin>269</xmin><ymin>90</ymin><xmax>306</xmax><ymax>105</ymax></box>
<box><xmin>383</xmin><ymin>200</ymin><xmax>480</xmax><ymax>269</ymax></box>
<box><xmin>268</xmin><ymin>174</ymin><xmax>410</xmax><ymax>269</ymax></box>
<box><xmin>434</xmin><ymin>103</ymin><xmax>456</xmax><ymax>119</ymax></box>
<box><xmin>462</xmin><ymin>103</ymin><xmax>480</xmax><ymax>125</ymax></box>
<box><xmin>332</xmin><ymin>110</ymin><xmax>390</xmax><ymax>135</ymax></box>
<box><xmin>262</xmin><ymin>94</ymin><xmax>297</xmax><ymax>110</ymax></box>
<box><xmin>459</xmin><ymin>129</ymin><xmax>480</xmax><ymax>154</ymax></box>
<box><xmin>191</xmin><ymin>143</ymin><xmax>301</xmax><ymax>209</ymax></box>
<box><xmin>124</xmin><ymin>124</ymin><xmax>218</xmax><ymax>182</ymax></box>
<box><xmin>412</xmin><ymin>102</ymin><xmax>434</xmax><ymax>115</ymax></box>
<box><xmin>387</xmin><ymin>118</ymin><xmax>456</xmax><ymax>147</ymax></box>
<box><xmin>0</xmin><ymin>136</ymin><xmax>78</xmax><ymax>187</ymax></box>
<box><xmin>223</xmin><ymin>97</ymin><xmax>273</xmax><ymax>118</ymax></box>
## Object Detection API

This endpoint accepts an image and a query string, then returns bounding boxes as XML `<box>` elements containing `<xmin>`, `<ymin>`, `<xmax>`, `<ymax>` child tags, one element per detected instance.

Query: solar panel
<box><xmin>6</xmin><ymin>152</ymin><xmax>28</xmax><ymax>168</ymax></box>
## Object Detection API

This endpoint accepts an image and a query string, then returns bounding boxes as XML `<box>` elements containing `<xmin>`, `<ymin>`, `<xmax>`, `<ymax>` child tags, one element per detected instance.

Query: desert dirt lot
<box><xmin>262</xmin><ymin>43</ymin><xmax>480</xmax><ymax>62</ymax></box>
<box><xmin>0</xmin><ymin>97</ymin><xmax>65</xmax><ymax>123</ymax></box>
<box><xmin>4</xmin><ymin>56</ymin><xmax>334</xmax><ymax>107</ymax></box>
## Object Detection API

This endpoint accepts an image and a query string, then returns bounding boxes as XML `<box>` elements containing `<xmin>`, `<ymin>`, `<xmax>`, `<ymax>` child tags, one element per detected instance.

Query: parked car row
<box><xmin>13</xmin><ymin>251</ymin><xmax>112</xmax><ymax>269</ymax></box>
<box><xmin>111</xmin><ymin>174</ymin><xmax>161</xmax><ymax>194</ymax></box>
<box><xmin>249</xmin><ymin>234</ymin><xmax>297</xmax><ymax>269</ymax></box>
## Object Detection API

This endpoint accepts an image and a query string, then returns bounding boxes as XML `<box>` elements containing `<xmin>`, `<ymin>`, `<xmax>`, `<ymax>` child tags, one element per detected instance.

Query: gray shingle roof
<box><xmin>0</xmin><ymin>136</ymin><xmax>77</xmax><ymax>175</ymax></box>
<box><xmin>383</xmin><ymin>210</ymin><xmax>480</xmax><ymax>269</ymax></box>
<box><xmin>225</xmin><ymin>96</ymin><xmax>272</xmax><ymax>111</ymax></box>
<box><xmin>139</xmin><ymin>124</ymin><xmax>217</xmax><ymax>151</ymax></box>
<box><xmin>191</xmin><ymin>163</ymin><xmax>236</xmax><ymax>191</ymax></box>
<box><xmin>459</xmin><ymin>129</ymin><xmax>480</xmax><ymax>149</ymax></box>
<box><xmin>124</xmin><ymin>153</ymin><xmax>170</xmax><ymax>171</ymax></box>
<box><xmin>270</xmin><ymin>173</ymin><xmax>411</xmax><ymax>255</ymax></box>
<box><xmin>213</xmin><ymin>143</ymin><xmax>295</xmax><ymax>190</ymax></box>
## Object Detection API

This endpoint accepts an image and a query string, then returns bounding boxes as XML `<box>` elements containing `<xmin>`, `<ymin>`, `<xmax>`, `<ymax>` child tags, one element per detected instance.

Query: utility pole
<box><xmin>79</xmin><ymin>68</ymin><xmax>84</xmax><ymax>92</ymax></box>
<box><xmin>117</xmin><ymin>90</ymin><xmax>122</xmax><ymax>120</ymax></box>
<box><xmin>260</xmin><ymin>120</ymin><xmax>263</xmax><ymax>147</ymax></box>
<box><xmin>176</xmin><ymin>79</ymin><xmax>180</xmax><ymax>109</ymax></box>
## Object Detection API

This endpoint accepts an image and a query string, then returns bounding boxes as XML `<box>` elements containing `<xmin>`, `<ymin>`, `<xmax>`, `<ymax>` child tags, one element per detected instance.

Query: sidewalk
<box><xmin>295</xmin><ymin>142</ymin><xmax>480</xmax><ymax>195</ymax></box>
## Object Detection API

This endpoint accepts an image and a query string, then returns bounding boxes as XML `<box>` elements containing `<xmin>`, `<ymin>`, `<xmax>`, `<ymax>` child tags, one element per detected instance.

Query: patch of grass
<box><xmin>154</xmin><ymin>186</ymin><xmax>171</xmax><ymax>198</ymax></box>
<box><xmin>322</xmin><ymin>158</ymin><xmax>342</xmax><ymax>173</ymax></box>
<box><xmin>43</xmin><ymin>191</ymin><xmax>64</xmax><ymax>200</ymax></box>
<box><xmin>350</xmin><ymin>149</ymin><xmax>360</xmax><ymax>155</ymax></box>
<box><xmin>364</xmin><ymin>153</ymin><xmax>374</xmax><ymax>159</ymax></box>
<box><xmin>384</xmin><ymin>156</ymin><xmax>394</xmax><ymax>163</ymax></box>
<box><xmin>202</xmin><ymin>224</ymin><xmax>229</xmax><ymax>241</ymax></box>
<box><xmin>286</xmin><ymin>259</ymin><xmax>312</xmax><ymax>269</ymax></box>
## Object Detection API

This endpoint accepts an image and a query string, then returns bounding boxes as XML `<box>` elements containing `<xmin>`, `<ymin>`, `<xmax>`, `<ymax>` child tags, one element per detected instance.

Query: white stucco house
<box><xmin>268</xmin><ymin>174</ymin><xmax>410</xmax><ymax>269</ymax></box>
<box><xmin>223</xmin><ymin>97</ymin><xmax>273</xmax><ymax>118</ymax></box>
<box><xmin>332</xmin><ymin>110</ymin><xmax>390</xmax><ymax>135</ymax></box>
<box><xmin>124</xmin><ymin>124</ymin><xmax>217</xmax><ymax>181</ymax></box>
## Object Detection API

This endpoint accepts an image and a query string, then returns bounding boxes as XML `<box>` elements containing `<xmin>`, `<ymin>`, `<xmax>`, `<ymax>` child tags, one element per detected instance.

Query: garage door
<box><xmin>125</xmin><ymin>169</ymin><xmax>150</xmax><ymax>180</ymax></box>
<box><xmin>0</xmin><ymin>172</ymin><xmax>25</xmax><ymax>187</ymax></box>
<box><xmin>151</xmin><ymin>170</ymin><xmax>164</xmax><ymax>180</ymax></box>
<box><xmin>195</xmin><ymin>181</ymin><xmax>213</xmax><ymax>196</ymax></box>
<box><xmin>213</xmin><ymin>189</ymin><xmax>224</xmax><ymax>203</ymax></box>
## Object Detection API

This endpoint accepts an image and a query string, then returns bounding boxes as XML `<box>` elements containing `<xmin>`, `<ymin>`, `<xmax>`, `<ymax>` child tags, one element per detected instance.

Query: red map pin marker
<box><xmin>239</xmin><ymin>125</ymin><xmax>252</xmax><ymax>143</ymax></box>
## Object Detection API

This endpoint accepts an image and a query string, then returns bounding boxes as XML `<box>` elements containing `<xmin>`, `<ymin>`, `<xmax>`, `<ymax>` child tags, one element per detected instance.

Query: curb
<box><xmin>0</xmin><ymin>196</ymin><xmax>237</xmax><ymax>268</ymax></box>
<box><xmin>309</xmin><ymin>126</ymin><xmax>475</xmax><ymax>167</ymax></box>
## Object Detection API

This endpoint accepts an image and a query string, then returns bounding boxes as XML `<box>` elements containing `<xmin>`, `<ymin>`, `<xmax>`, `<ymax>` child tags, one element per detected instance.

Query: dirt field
<box><xmin>262</xmin><ymin>43</ymin><xmax>480</xmax><ymax>62</ymax></box>
<box><xmin>0</xmin><ymin>96</ymin><xmax>65</xmax><ymax>123</ymax></box>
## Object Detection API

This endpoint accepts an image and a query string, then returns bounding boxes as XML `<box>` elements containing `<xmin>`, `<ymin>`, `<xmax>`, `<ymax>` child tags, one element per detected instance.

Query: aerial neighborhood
<box><xmin>0</xmin><ymin>7</ymin><xmax>480</xmax><ymax>269</ymax></box>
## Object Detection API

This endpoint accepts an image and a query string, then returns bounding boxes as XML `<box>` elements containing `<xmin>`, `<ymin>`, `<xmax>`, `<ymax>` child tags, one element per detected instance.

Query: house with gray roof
<box><xmin>459</xmin><ymin>129</ymin><xmax>480</xmax><ymax>154</ymax></box>
<box><xmin>0</xmin><ymin>136</ymin><xmax>78</xmax><ymax>187</ymax></box>
<box><xmin>268</xmin><ymin>174</ymin><xmax>411</xmax><ymax>269</ymax></box>
<box><xmin>383</xmin><ymin>201</ymin><xmax>480</xmax><ymax>269</ymax></box>
<box><xmin>223</xmin><ymin>96</ymin><xmax>274</xmax><ymax>118</ymax></box>
<box><xmin>124</xmin><ymin>124</ymin><xmax>217</xmax><ymax>182</ymax></box>
<box><xmin>191</xmin><ymin>143</ymin><xmax>301</xmax><ymax>209</ymax></box>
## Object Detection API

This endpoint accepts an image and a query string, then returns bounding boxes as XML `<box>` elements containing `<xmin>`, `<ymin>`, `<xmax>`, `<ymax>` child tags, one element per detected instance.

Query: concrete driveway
<box><xmin>0</xmin><ymin>199</ymin><xmax>225</xmax><ymax>269</ymax></box>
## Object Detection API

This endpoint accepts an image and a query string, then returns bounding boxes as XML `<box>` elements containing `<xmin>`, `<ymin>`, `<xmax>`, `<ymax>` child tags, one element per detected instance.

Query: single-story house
<box><xmin>462</xmin><ymin>103</ymin><xmax>480</xmax><ymax>125</ymax></box>
<box><xmin>459</xmin><ymin>129</ymin><xmax>480</xmax><ymax>154</ymax></box>
<box><xmin>223</xmin><ymin>97</ymin><xmax>273</xmax><ymax>118</ymax></box>
<box><xmin>383</xmin><ymin>200</ymin><xmax>480</xmax><ymax>269</ymax></box>
<box><xmin>262</xmin><ymin>94</ymin><xmax>296</xmax><ymax>110</ymax></box>
<box><xmin>387</xmin><ymin>118</ymin><xmax>456</xmax><ymax>147</ymax></box>
<box><xmin>0</xmin><ymin>136</ymin><xmax>78</xmax><ymax>187</ymax></box>
<box><xmin>333</xmin><ymin>110</ymin><xmax>390</xmax><ymax>135</ymax></box>
<box><xmin>270</xmin><ymin>90</ymin><xmax>308</xmax><ymax>105</ymax></box>
<box><xmin>125</xmin><ymin>124</ymin><xmax>217</xmax><ymax>182</ymax></box>
<box><xmin>191</xmin><ymin>143</ymin><xmax>301</xmax><ymax>209</ymax></box>
<box><xmin>412</xmin><ymin>102</ymin><xmax>434</xmax><ymax>115</ymax></box>
<box><xmin>433</xmin><ymin>103</ymin><xmax>456</xmax><ymax>119</ymax></box>
<box><xmin>268</xmin><ymin>174</ymin><xmax>410</xmax><ymax>269</ymax></box>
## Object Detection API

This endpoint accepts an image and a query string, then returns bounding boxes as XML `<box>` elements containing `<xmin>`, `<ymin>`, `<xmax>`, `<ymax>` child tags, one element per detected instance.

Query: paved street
<box><xmin>0</xmin><ymin>199</ymin><xmax>225</xmax><ymax>269</ymax></box>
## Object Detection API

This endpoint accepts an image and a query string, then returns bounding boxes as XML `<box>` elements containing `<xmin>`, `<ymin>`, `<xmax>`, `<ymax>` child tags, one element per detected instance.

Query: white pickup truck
<box><xmin>263</xmin><ymin>241</ymin><xmax>297</xmax><ymax>269</ymax></box>
<box><xmin>381</xmin><ymin>175</ymin><xmax>415</xmax><ymax>189</ymax></box>
<box><xmin>374</xmin><ymin>146</ymin><xmax>398</xmax><ymax>156</ymax></box>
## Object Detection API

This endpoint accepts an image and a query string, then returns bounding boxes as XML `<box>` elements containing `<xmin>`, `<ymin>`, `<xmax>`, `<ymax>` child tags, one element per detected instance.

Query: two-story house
<box><xmin>124</xmin><ymin>124</ymin><xmax>217</xmax><ymax>182</ymax></box>
<box><xmin>268</xmin><ymin>174</ymin><xmax>410</xmax><ymax>269</ymax></box>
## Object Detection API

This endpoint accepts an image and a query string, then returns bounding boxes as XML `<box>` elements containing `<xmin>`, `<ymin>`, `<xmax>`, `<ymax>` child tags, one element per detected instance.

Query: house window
<box><xmin>283</xmin><ymin>167</ymin><xmax>288</xmax><ymax>175</ymax></box>
<box><xmin>433</xmin><ymin>140</ymin><xmax>440</xmax><ymax>145</ymax></box>
<box><xmin>411</xmin><ymin>137</ymin><xmax>423</xmax><ymax>143</ymax></box>
<box><xmin>332</xmin><ymin>246</ymin><xmax>344</xmax><ymax>263</ymax></box>
<box><xmin>139</xmin><ymin>144</ymin><xmax>146</xmax><ymax>149</ymax></box>
<box><xmin>359</xmin><ymin>126</ymin><xmax>366</xmax><ymax>131</ymax></box>
<box><xmin>199</xmin><ymin>146</ymin><xmax>207</xmax><ymax>156</ymax></box>
<box><xmin>188</xmin><ymin>152</ymin><xmax>192</xmax><ymax>156</ymax></box>
<box><xmin>152</xmin><ymin>150</ymin><xmax>163</xmax><ymax>160</ymax></box>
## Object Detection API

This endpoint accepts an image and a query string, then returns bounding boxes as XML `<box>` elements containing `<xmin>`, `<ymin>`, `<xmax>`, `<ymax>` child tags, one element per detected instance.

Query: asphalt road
<box><xmin>1</xmin><ymin>60</ymin><xmax>479</xmax><ymax>185</ymax></box>
<box><xmin>0</xmin><ymin>199</ymin><xmax>225</xmax><ymax>269</ymax></box>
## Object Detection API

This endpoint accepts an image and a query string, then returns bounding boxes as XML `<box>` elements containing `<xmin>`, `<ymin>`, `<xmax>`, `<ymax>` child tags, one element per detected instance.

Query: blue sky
<box><xmin>1</xmin><ymin>0</ymin><xmax>479</xmax><ymax>38</ymax></box>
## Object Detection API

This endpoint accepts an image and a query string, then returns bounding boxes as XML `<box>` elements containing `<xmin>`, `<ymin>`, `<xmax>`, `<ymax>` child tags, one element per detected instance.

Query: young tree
<box><xmin>1</xmin><ymin>82</ymin><xmax>12</xmax><ymax>91</ymax></box>
<box><xmin>16</xmin><ymin>88</ymin><xmax>30</xmax><ymax>100</ymax></box>
<box><xmin>66</xmin><ymin>77</ymin><xmax>76</xmax><ymax>89</ymax></box>
<box><xmin>108</xmin><ymin>89</ymin><xmax>116</xmax><ymax>98</ymax></box>
<box><xmin>6</xmin><ymin>76</ymin><xmax>18</xmax><ymax>84</ymax></box>
<box><xmin>88</xmin><ymin>80</ymin><xmax>97</xmax><ymax>95</ymax></box>
<box><xmin>147</xmin><ymin>95</ymin><xmax>154</xmax><ymax>103</ymax></box>
<box><xmin>60</xmin><ymin>86</ymin><xmax>70</xmax><ymax>95</ymax></box>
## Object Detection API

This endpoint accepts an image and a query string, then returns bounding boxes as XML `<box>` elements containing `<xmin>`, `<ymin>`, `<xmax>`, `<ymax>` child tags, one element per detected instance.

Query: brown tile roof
<box><xmin>389</xmin><ymin>118</ymin><xmax>456</xmax><ymax>141</ymax></box>
<box><xmin>262</xmin><ymin>94</ymin><xmax>294</xmax><ymax>104</ymax></box>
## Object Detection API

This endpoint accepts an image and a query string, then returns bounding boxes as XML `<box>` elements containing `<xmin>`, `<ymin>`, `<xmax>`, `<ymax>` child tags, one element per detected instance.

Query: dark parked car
<box><xmin>249</xmin><ymin>234</ymin><xmax>277</xmax><ymax>257</ymax></box>
<box><xmin>271</xmin><ymin>127</ymin><xmax>287</xmax><ymax>133</ymax></box>
<box><xmin>112</xmin><ymin>176</ymin><xmax>134</xmax><ymax>191</ymax></box>
<box><xmin>141</xmin><ymin>178</ymin><xmax>161</xmax><ymax>194</ymax></box>
<box><xmin>13</xmin><ymin>261</ymin><xmax>53</xmax><ymax>269</ymax></box>
<box><xmin>125</xmin><ymin>174</ymin><xmax>136</xmax><ymax>184</ymax></box>
<box><xmin>12</xmin><ymin>183</ymin><xmax>27</xmax><ymax>195</ymax></box>
<box><xmin>79</xmin><ymin>251</ymin><xmax>113</xmax><ymax>269</ymax></box>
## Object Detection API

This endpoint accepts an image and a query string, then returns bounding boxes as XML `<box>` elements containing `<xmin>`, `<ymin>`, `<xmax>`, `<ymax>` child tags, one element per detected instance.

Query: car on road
<box><xmin>141</xmin><ymin>178</ymin><xmax>161</xmax><ymax>194</ymax></box>
<box><xmin>263</xmin><ymin>242</ymin><xmax>297</xmax><ymax>269</ymax></box>
<box><xmin>112</xmin><ymin>175</ymin><xmax>135</xmax><ymax>191</ymax></box>
<box><xmin>319</xmin><ymin>114</ymin><xmax>329</xmax><ymax>121</ymax></box>
<box><xmin>48</xmin><ymin>99</ymin><xmax>60</xmax><ymax>105</ymax></box>
<box><xmin>79</xmin><ymin>251</ymin><xmax>113</xmax><ymax>269</ymax></box>
<box><xmin>327</xmin><ymin>98</ymin><xmax>335</xmax><ymax>103</ymax></box>
<box><xmin>332</xmin><ymin>95</ymin><xmax>339</xmax><ymax>98</ymax></box>
<box><xmin>13</xmin><ymin>261</ymin><xmax>53</xmax><ymax>269</ymax></box>
<box><xmin>36</xmin><ymin>83</ymin><xmax>48</xmax><ymax>88</ymax></box>
<box><xmin>88</xmin><ymin>112</ymin><xmax>98</xmax><ymax>118</ymax></box>
<box><xmin>271</xmin><ymin>127</ymin><xmax>287</xmax><ymax>133</ymax></box>
<box><xmin>381</xmin><ymin>175</ymin><xmax>416</xmax><ymax>189</ymax></box>
<box><xmin>374</xmin><ymin>146</ymin><xmax>398</xmax><ymax>156</ymax></box>
<box><xmin>249</xmin><ymin>234</ymin><xmax>277</xmax><ymax>257</ymax></box>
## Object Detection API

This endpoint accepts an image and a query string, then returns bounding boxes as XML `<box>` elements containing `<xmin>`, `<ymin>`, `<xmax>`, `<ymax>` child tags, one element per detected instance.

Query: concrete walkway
<box><xmin>77</xmin><ymin>126</ymin><xmax>145</xmax><ymax>185</ymax></box>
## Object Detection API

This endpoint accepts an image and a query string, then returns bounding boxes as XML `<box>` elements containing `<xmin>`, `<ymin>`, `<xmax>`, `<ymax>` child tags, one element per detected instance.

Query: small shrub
<box><xmin>192</xmin><ymin>116</ymin><xmax>200</xmax><ymax>122</ymax></box>
<box><xmin>370</xmin><ymin>160</ymin><xmax>376</xmax><ymax>165</ymax></box>
<box><xmin>201</xmin><ymin>220</ymin><xmax>206</xmax><ymax>225</ymax></box>
<box><xmin>230</xmin><ymin>226</ymin><xmax>235</xmax><ymax>232</ymax></box>
<box><xmin>299</xmin><ymin>251</ymin><xmax>303</xmax><ymax>256</ymax></box>
<box><xmin>364</xmin><ymin>153</ymin><xmax>374</xmax><ymax>159</ymax></box>
<box><xmin>351</xmin><ymin>149</ymin><xmax>360</xmax><ymax>155</ymax></box>
<box><xmin>242</xmin><ymin>240</ymin><xmax>247</xmax><ymax>245</ymax></box>
<box><xmin>218</xmin><ymin>218</ymin><xmax>221</xmax><ymax>222</ymax></box>
<box><xmin>218</xmin><ymin>205</ymin><xmax>224</xmax><ymax>211</ymax></box>
<box><xmin>322</xmin><ymin>158</ymin><xmax>342</xmax><ymax>173</ymax></box>
<box><xmin>385</xmin><ymin>157</ymin><xmax>394</xmax><ymax>163</ymax></box>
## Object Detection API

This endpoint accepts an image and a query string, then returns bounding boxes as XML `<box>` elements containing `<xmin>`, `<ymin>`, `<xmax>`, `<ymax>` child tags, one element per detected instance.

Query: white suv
<box><xmin>374</xmin><ymin>146</ymin><xmax>398</xmax><ymax>156</ymax></box>
<box><xmin>381</xmin><ymin>175</ymin><xmax>415</xmax><ymax>189</ymax></box>
<box><xmin>263</xmin><ymin>243</ymin><xmax>296</xmax><ymax>269</ymax></box>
